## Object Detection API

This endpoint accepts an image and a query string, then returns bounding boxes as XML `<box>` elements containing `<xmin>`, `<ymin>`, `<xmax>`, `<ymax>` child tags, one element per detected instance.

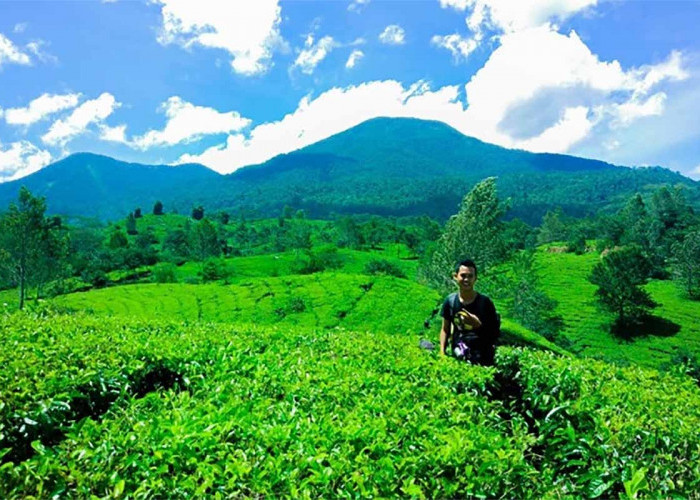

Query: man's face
<box><xmin>454</xmin><ymin>265</ymin><xmax>477</xmax><ymax>290</ymax></box>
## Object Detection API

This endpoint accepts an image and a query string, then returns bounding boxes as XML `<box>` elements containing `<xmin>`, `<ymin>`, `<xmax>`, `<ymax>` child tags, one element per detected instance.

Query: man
<box><xmin>440</xmin><ymin>259</ymin><xmax>499</xmax><ymax>365</ymax></box>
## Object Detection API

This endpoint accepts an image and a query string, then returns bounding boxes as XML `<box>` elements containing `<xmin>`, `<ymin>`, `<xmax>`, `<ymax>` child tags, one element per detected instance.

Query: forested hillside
<box><xmin>1</xmin><ymin>118</ymin><xmax>696</xmax><ymax>223</ymax></box>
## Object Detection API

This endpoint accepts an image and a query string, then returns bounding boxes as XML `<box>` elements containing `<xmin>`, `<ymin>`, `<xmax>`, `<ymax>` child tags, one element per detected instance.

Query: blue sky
<box><xmin>1</xmin><ymin>0</ymin><xmax>699</xmax><ymax>182</ymax></box>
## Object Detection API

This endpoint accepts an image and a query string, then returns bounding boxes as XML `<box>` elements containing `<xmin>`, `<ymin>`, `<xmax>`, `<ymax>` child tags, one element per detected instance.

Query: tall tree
<box><xmin>153</xmin><ymin>200</ymin><xmax>164</xmax><ymax>216</ymax></box>
<box><xmin>419</xmin><ymin>177</ymin><xmax>508</xmax><ymax>292</ymax></box>
<box><xmin>671</xmin><ymin>229</ymin><xmax>700</xmax><ymax>299</ymax></box>
<box><xmin>0</xmin><ymin>188</ymin><xmax>56</xmax><ymax>309</ymax></box>
<box><xmin>189</xmin><ymin>219</ymin><xmax>220</xmax><ymax>261</ymax></box>
<box><xmin>589</xmin><ymin>245</ymin><xmax>656</xmax><ymax>331</ymax></box>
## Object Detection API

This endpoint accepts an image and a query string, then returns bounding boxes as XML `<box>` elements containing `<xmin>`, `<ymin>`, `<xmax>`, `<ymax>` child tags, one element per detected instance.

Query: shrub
<box><xmin>152</xmin><ymin>263</ymin><xmax>177</xmax><ymax>283</ymax></box>
<box><xmin>364</xmin><ymin>258</ymin><xmax>406</xmax><ymax>278</ymax></box>
<box><xmin>199</xmin><ymin>258</ymin><xmax>228</xmax><ymax>282</ymax></box>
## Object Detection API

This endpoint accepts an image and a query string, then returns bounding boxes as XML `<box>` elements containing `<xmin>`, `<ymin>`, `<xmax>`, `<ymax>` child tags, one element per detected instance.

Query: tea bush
<box><xmin>2</xmin><ymin>312</ymin><xmax>699</xmax><ymax>498</ymax></box>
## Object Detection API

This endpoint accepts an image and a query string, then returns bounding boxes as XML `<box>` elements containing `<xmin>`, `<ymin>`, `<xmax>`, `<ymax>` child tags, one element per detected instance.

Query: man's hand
<box><xmin>457</xmin><ymin>310</ymin><xmax>482</xmax><ymax>329</ymax></box>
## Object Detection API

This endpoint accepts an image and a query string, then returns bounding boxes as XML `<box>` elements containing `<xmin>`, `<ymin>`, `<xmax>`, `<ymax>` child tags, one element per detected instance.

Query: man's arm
<box><xmin>440</xmin><ymin>317</ymin><xmax>451</xmax><ymax>356</ymax></box>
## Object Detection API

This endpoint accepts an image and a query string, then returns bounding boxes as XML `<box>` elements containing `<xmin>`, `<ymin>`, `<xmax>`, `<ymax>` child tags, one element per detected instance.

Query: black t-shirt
<box><xmin>441</xmin><ymin>292</ymin><xmax>499</xmax><ymax>359</ymax></box>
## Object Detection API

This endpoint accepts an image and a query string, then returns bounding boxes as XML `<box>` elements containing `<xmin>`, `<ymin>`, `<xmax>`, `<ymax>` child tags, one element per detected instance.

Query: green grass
<box><xmin>535</xmin><ymin>248</ymin><xmax>700</xmax><ymax>368</ymax></box>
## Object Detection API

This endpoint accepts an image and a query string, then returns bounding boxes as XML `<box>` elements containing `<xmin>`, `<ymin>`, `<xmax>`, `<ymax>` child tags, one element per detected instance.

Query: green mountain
<box><xmin>1</xmin><ymin>118</ymin><xmax>697</xmax><ymax>222</ymax></box>
<box><xmin>0</xmin><ymin>153</ymin><xmax>221</xmax><ymax>220</ymax></box>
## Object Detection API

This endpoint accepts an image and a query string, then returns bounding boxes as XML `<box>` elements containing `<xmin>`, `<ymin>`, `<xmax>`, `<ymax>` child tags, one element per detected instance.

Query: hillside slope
<box><xmin>1</xmin><ymin>118</ymin><xmax>697</xmax><ymax>222</ymax></box>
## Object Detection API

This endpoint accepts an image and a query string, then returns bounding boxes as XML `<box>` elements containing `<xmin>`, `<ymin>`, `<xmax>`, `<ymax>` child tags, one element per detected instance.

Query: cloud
<box><xmin>13</xmin><ymin>23</ymin><xmax>28</xmax><ymax>34</ymax></box>
<box><xmin>5</xmin><ymin>93</ymin><xmax>81</xmax><ymax>126</ymax></box>
<box><xmin>176</xmin><ymin>80</ymin><xmax>471</xmax><ymax>173</ymax></box>
<box><xmin>458</xmin><ymin>27</ymin><xmax>688</xmax><ymax>151</ymax></box>
<box><xmin>346</xmin><ymin>49</ymin><xmax>364</xmax><ymax>69</ymax></box>
<box><xmin>691</xmin><ymin>164</ymin><xmax>700</xmax><ymax>181</ymax></box>
<box><xmin>379</xmin><ymin>25</ymin><xmax>406</xmax><ymax>45</ymax></box>
<box><xmin>176</xmin><ymin>27</ymin><xmax>688</xmax><ymax>175</ymax></box>
<box><xmin>99</xmin><ymin>124</ymin><xmax>128</xmax><ymax>143</ymax></box>
<box><xmin>0</xmin><ymin>33</ymin><xmax>32</xmax><ymax>67</ymax></box>
<box><xmin>438</xmin><ymin>0</ymin><xmax>597</xmax><ymax>32</ymax></box>
<box><xmin>292</xmin><ymin>35</ymin><xmax>339</xmax><ymax>75</ymax></box>
<box><xmin>431</xmin><ymin>33</ymin><xmax>481</xmax><ymax>62</ymax></box>
<box><xmin>154</xmin><ymin>0</ymin><xmax>284</xmax><ymax>76</ymax></box>
<box><xmin>42</xmin><ymin>93</ymin><xmax>120</xmax><ymax>146</ymax></box>
<box><xmin>130</xmin><ymin>96</ymin><xmax>251</xmax><ymax>149</ymax></box>
<box><xmin>0</xmin><ymin>141</ymin><xmax>52</xmax><ymax>182</ymax></box>
<box><xmin>348</xmin><ymin>0</ymin><xmax>370</xmax><ymax>13</ymax></box>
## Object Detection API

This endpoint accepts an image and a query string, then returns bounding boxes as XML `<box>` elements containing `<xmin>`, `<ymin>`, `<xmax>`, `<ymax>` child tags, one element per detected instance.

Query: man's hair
<box><xmin>454</xmin><ymin>258</ymin><xmax>477</xmax><ymax>276</ymax></box>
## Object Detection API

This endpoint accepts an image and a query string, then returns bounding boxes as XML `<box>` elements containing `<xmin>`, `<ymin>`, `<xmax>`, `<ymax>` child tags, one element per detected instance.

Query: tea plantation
<box><xmin>2</xmin><ymin>312</ymin><xmax>699</xmax><ymax>498</ymax></box>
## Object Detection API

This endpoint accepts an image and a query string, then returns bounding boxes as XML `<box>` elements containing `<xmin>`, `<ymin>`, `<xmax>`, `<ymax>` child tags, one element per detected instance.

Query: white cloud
<box><xmin>42</xmin><ymin>93</ymin><xmax>120</xmax><ymax>147</ymax></box>
<box><xmin>154</xmin><ymin>0</ymin><xmax>284</xmax><ymax>75</ymax></box>
<box><xmin>0</xmin><ymin>141</ymin><xmax>52</xmax><ymax>183</ymax></box>
<box><xmin>610</xmin><ymin>92</ymin><xmax>666</xmax><ymax>128</ymax></box>
<box><xmin>292</xmin><ymin>35</ymin><xmax>338</xmax><ymax>75</ymax></box>
<box><xmin>176</xmin><ymin>27</ymin><xmax>688</xmax><ymax>175</ymax></box>
<box><xmin>431</xmin><ymin>33</ymin><xmax>480</xmax><ymax>62</ymax></box>
<box><xmin>131</xmin><ymin>96</ymin><xmax>251</xmax><ymax>149</ymax></box>
<box><xmin>346</xmin><ymin>49</ymin><xmax>364</xmax><ymax>69</ymax></box>
<box><xmin>176</xmin><ymin>80</ymin><xmax>470</xmax><ymax>173</ymax></box>
<box><xmin>0</xmin><ymin>33</ymin><xmax>32</xmax><ymax>67</ymax></box>
<box><xmin>348</xmin><ymin>0</ymin><xmax>370</xmax><ymax>13</ymax></box>
<box><xmin>458</xmin><ymin>26</ymin><xmax>688</xmax><ymax>150</ymax></box>
<box><xmin>379</xmin><ymin>25</ymin><xmax>405</xmax><ymax>45</ymax></box>
<box><xmin>5</xmin><ymin>93</ymin><xmax>81</xmax><ymax>126</ymax></box>
<box><xmin>99</xmin><ymin>124</ymin><xmax>128</xmax><ymax>143</ymax></box>
<box><xmin>13</xmin><ymin>23</ymin><xmax>28</xmax><ymax>34</ymax></box>
<box><xmin>439</xmin><ymin>0</ymin><xmax>597</xmax><ymax>32</ymax></box>
<box><xmin>691</xmin><ymin>164</ymin><xmax>700</xmax><ymax>181</ymax></box>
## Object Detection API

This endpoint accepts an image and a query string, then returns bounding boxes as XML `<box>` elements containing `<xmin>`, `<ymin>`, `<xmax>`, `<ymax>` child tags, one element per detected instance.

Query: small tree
<box><xmin>191</xmin><ymin>206</ymin><xmax>204</xmax><ymax>220</ymax></box>
<box><xmin>126</xmin><ymin>212</ymin><xmax>138</xmax><ymax>235</ymax></box>
<box><xmin>0</xmin><ymin>188</ymin><xmax>62</xmax><ymax>309</ymax></box>
<box><xmin>589</xmin><ymin>245</ymin><xmax>656</xmax><ymax>331</ymax></box>
<box><xmin>134</xmin><ymin>207</ymin><xmax>142</xmax><ymax>219</ymax></box>
<box><xmin>153</xmin><ymin>200</ymin><xmax>164</xmax><ymax>216</ymax></box>
<box><xmin>671</xmin><ymin>229</ymin><xmax>700</xmax><ymax>299</ymax></box>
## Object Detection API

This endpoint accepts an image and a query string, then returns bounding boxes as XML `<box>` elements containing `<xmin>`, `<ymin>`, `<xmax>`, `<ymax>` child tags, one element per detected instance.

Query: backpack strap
<box><xmin>450</xmin><ymin>292</ymin><xmax>460</xmax><ymax>318</ymax></box>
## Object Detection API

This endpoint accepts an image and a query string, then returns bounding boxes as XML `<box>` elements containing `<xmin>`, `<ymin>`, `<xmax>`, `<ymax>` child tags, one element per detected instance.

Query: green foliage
<box><xmin>589</xmin><ymin>246</ymin><xmax>656</xmax><ymax>331</ymax></box>
<box><xmin>198</xmin><ymin>258</ymin><xmax>228</xmax><ymax>282</ymax></box>
<box><xmin>363</xmin><ymin>258</ymin><xmax>406</xmax><ymax>278</ymax></box>
<box><xmin>188</xmin><ymin>220</ymin><xmax>220</xmax><ymax>261</ymax></box>
<box><xmin>671</xmin><ymin>228</ymin><xmax>700</xmax><ymax>299</ymax></box>
<box><xmin>505</xmin><ymin>251</ymin><xmax>565</xmax><ymax>345</ymax></box>
<box><xmin>152</xmin><ymin>262</ymin><xmax>177</xmax><ymax>283</ymax></box>
<box><xmin>291</xmin><ymin>246</ymin><xmax>343</xmax><ymax>274</ymax></box>
<box><xmin>191</xmin><ymin>205</ymin><xmax>204</xmax><ymax>220</ymax></box>
<box><xmin>125</xmin><ymin>212</ymin><xmax>137</xmax><ymax>235</ymax></box>
<box><xmin>537</xmin><ymin>208</ymin><xmax>569</xmax><ymax>245</ymax></box>
<box><xmin>108</xmin><ymin>229</ymin><xmax>129</xmax><ymax>249</ymax></box>
<box><xmin>1</xmin><ymin>313</ymin><xmax>698</xmax><ymax>498</ymax></box>
<box><xmin>419</xmin><ymin>177</ymin><xmax>509</xmax><ymax>293</ymax></box>
<box><xmin>153</xmin><ymin>200</ymin><xmax>164</xmax><ymax>216</ymax></box>
<box><xmin>0</xmin><ymin>187</ymin><xmax>68</xmax><ymax>309</ymax></box>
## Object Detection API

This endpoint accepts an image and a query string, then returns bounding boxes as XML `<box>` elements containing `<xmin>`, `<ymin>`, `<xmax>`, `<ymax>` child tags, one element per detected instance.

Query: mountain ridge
<box><xmin>0</xmin><ymin>117</ymin><xmax>696</xmax><ymax>222</ymax></box>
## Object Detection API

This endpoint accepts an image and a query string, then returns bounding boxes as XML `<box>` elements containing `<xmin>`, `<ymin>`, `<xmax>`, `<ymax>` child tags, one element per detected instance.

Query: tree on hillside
<box><xmin>648</xmin><ymin>186</ymin><xmax>694</xmax><ymax>260</ymax></box>
<box><xmin>671</xmin><ymin>229</ymin><xmax>700</xmax><ymax>299</ymax></box>
<box><xmin>589</xmin><ymin>245</ymin><xmax>656</xmax><ymax>331</ymax></box>
<box><xmin>191</xmin><ymin>206</ymin><xmax>204</xmax><ymax>220</ymax></box>
<box><xmin>0</xmin><ymin>188</ymin><xmax>64</xmax><ymax>309</ymax></box>
<box><xmin>108</xmin><ymin>229</ymin><xmax>129</xmax><ymax>249</ymax></box>
<box><xmin>153</xmin><ymin>200</ymin><xmax>164</xmax><ymax>216</ymax></box>
<box><xmin>134</xmin><ymin>207</ymin><xmax>142</xmax><ymax>219</ymax></box>
<box><xmin>418</xmin><ymin>177</ymin><xmax>508</xmax><ymax>292</ymax></box>
<box><xmin>189</xmin><ymin>219</ymin><xmax>220</xmax><ymax>261</ymax></box>
<box><xmin>537</xmin><ymin>208</ymin><xmax>568</xmax><ymax>245</ymax></box>
<box><xmin>126</xmin><ymin>212</ymin><xmax>138</xmax><ymax>235</ymax></box>
<box><xmin>619</xmin><ymin>193</ymin><xmax>649</xmax><ymax>249</ymax></box>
